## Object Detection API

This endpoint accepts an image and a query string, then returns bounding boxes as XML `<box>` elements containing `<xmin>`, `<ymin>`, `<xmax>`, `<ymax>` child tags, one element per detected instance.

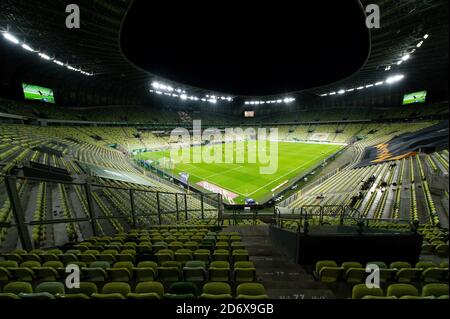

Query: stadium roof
<box><xmin>0</xmin><ymin>0</ymin><xmax>448</xmax><ymax>101</ymax></box>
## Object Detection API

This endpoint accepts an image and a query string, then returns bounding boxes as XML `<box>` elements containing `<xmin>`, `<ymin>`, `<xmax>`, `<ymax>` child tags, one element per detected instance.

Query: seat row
<box><xmin>315</xmin><ymin>260</ymin><xmax>449</xmax><ymax>283</ymax></box>
<box><xmin>2</xmin><ymin>245</ymin><xmax>248</xmax><ymax>263</ymax></box>
<box><xmin>352</xmin><ymin>283</ymin><xmax>448</xmax><ymax>299</ymax></box>
<box><xmin>0</xmin><ymin>281</ymin><xmax>268</xmax><ymax>299</ymax></box>
<box><xmin>0</xmin><ymin>260</ymin><xmax>257</xmax><ymax>284</ymax></box>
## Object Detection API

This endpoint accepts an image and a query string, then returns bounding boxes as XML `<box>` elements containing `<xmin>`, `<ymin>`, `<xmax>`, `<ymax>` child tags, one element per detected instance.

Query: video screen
<box><xmin>22</xmin><ymin>83</ymin><xmax>56</xmax><ymax>104</ymax></box>
<box><xmin>244</xmin><ymin>111</ymin><xmax>255</xmax><ymax>118</ymax></box>
<box><xmin>403</xmin><ymin>91</ymin><xmax>427</xmax><ymax>105</ymax></box>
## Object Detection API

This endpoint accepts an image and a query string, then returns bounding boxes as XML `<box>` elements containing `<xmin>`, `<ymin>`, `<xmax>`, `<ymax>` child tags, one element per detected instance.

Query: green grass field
<box><xmin>136</xmin><ymin>141</ymin><xmax>342</xmax><ymax>204</ymax></box>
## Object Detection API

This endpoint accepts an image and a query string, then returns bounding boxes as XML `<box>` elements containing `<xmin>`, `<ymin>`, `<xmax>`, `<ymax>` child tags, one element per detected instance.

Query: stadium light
<box><xmin>417</xmin><ymin>41</ymin><xmax>423</xmax><ymax>48</ymax></box>
<box><xmin>39</xmin><ymin>53</ymin><xmax>51</xmax><ymax>60</ymax></box>
<box><xmin>2</xmin><ymin>32</ymin><xmax>19</xmax><ymax>44</ymax></box>
<box><xmin>338</xmin><ymin>90</ymin><xmax>345</xmax><ymax>95</ymax></box>
<box><xmin>424</xmin><ymin>34</ymin><xmax>429</xmax><ymax>39</ymax></box>
<box><xmin>401</xmin><ymin>54</ymin><xmax>410</xmax><ymax>61</ymax></box>
<box><xmin>365</xmin><ymin>84</ymin><xmax>374</xmax><ymax>88</ymax></box>
<box><xmin>386</xmin><ymin>74</ymin><xmax>404</xmax><ymax>84</ymax></box>
<box><xmin>397</xmin><ymin>60</ymin><xmax>403</xmax><ymax>65</ymax></box>
<box><xmin>375</xmin><ymin>81</ymin><xmax>384</xmax><ymax>86</ymax></box>
<box><xmin>53</xmin><ymin>60</ymin><xmax>64</xmax><ymax>66</ymax></box>
<box><xmin>209</xmin><ymin>99</ymin><xmax>217</xmax><ymax>104</ymax></box>
<box><xmin>21</xmin><ymin>43</ymin><xmax>34</xmax><ymax>52</ymax></box>
<box><xmin>356</xmin><ymin>86</ymin><xmax>364</xmax><ymax>90</ymax></box>
<box><xmin>385</xmin><ymin>65</ymin><xmax>391</xmax><ymax>71</ymax></box>
<box><xmin>155</xmin><ymin>91</ymin><xmax>163</xmax><ymax>95</ymax></box>
<box><xmin>346</xmin><ymin>88</ymin><xmax>355</xmax><ymax>92</ymax></box>
<box><xmin>180</xmin><ymin>94</ymin><xmax>187</xmax><ymax>100</ymax></box>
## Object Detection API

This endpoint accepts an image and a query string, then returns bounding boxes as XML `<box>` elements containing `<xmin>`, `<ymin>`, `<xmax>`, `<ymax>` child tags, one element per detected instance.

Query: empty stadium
<box><xmin>0</xmin><ymin>0</ymin><xmax>449</xmax><ymax>306</ymax></box>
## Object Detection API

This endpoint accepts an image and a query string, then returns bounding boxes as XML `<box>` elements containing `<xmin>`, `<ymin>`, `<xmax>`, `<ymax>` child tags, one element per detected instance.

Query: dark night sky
<box><xmin>121</xmin><ymin>0</ymin><xmax>370</xmax><ymax>96</ymax></box>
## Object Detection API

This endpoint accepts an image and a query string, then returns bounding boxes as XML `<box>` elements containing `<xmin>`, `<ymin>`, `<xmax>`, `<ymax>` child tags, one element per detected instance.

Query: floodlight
<box><xmin>329</xmin><ymin>92</ymin><xmax>336</xmax><ymax>95</ymax></box>
<box><xmin>3</xmin><ymin>32</ymin><xmax>19</xmax><ymax>44</ymax></box>
<box><xmin>417</xmin><ymin>41</ymin><xmax>423</xmax><ymax>48</ymax></box>
<box><xmin>356</xmin><ymin>87</ymin><xmax>364</xmax><ymax>90</ymax></box>
<box><xmin>365</xmin><ymin>84</ymin><xmax>374</xmax><ymax>88</ymax></box>
<box><xmin>386</xmin><ymin>74</ymin><xmax>404</xmax><ymax>84</ymax></box>
<box><xmin>375</xmin><ymin>81</ymin><xmax>384</xmax><ymax>86</ymax></box>
<box><xmin>401</xmin><ymin>54</ymin><xmax>410</xmax><ymax>61</ymax></box>
<box><xmin>39</xmin><ymin>53</ymin><xmax>51</xmax><ymax>60</ymax></box>
<box><xmin>424</xmin><ymin>34</ymin><xmax>429</xmax><ymax>39</ymax></box>
<box><xmin>21</xmin><ymin>43</ymin><xmax>34</xmax><ymax>52</ymax></box>
<box><xmin>53</xmin><ymin>60</ymin><xmax>64</xmax><ymax>66</ymax></box>
<box><xmin>338</xmin><ymin>90</ymin><xmax>345</xmax><ymax>94</ymax></box>
<box><xmin>180</xmin><ymin>94</ymin><xmax>187</xmax><ymax>100</ymax></box>
<box><xmin>346</xmin><ymin>88</ymin><xmax>355</xmax><ymax>92</ymax></box>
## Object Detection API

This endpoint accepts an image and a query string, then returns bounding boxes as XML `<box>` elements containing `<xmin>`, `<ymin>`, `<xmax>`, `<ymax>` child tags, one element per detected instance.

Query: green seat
<box><xmin>101</xmin><ymin>282</ymin><xmax>131</xmax><ymax>297</ymax></box>
<box><xmin>82</xmin><ymin>261</ymin><xmax>109</xmax><ymax>282</ymax></box>
<box><xmin>137</xmin><ymin>243</ymin><xmax>152</xmax><ymax>254</ymax></box>
<box><xmin>97</xmin><ymin>253</ymin><xmax>116</xmax><ymax>264</ymax></box>
<box><xmin>58</xmin><ymin>293</ymin><xmax>90</xmax><ymax>299</ymax></box>
<box><xmin>158</xmin><ymin>266</ymin><xmax>181</xmax><ymax>282</ymax></box>
<box><xmin>9</xmin><ymin>266</ymin><xmax>36</xmax><ymax>282</ymax></box>
<box><xmin>193</xmin><ymin>249</ymin><xmax>211</xmax><ymax>263</ymax></box>
<box><xmin>213</xmin><ymin>249</ymin><xmax>229</xmax><ymax>262</ymax></box>
<box><xmin>422</xmin><ymin>283</ymin><xmax>449</xmax><ymax>298</ymax></box>
<box><xmin>175</xmin><ymin>249</ymin><xmax>193</xmax><ymax>264</ymax></box>
<box><xmin>40</xmin><ymin>253</ymin><xmax>60</xmax><ymax>263</ymax></box>
<box><xmin>389</xmin><ymin>261</ymin><xmax>411</xmax><ymax>269</ymax></box>
<box><xmin>0</xmin><ymin>267</ymin><xmax>11</xmax><ymax>282</ymax></box>
<box><xmin>234</xmin><ymin>262</ymin><xmax>256</xmax><ymax>282</ymax></box>
<box><xmin>58</xmin><ymin>253</ymin><xmax>78</xmax><ymax>265</ymax></box>
<box><xmin>18</xmin><ymin>292</ymin><xmax>56</xmax><ymax>299</ymax></box>
<box><xmin>67</xmin><ymin>282</ymin><xmax>98</xmax><ymax>296</ymax></box>
<box><xmin>352</xmin><ymin>284</ymin><xmax>384</xmax><ymax>299</ymax></box>
<box><xmin>91</xmin><ymin>293</ymin><xmax>126</xmax><ymax>299</ymax></box>
<box><xmin>209</xmin><ymin>261</ymin><xmax>231</xmax><ymax>282</ymax></box>
<box><xmin>165</xmin><ymin>282</ymin><xmax>198</xmax><ymax>299</ymax></box>
<box><xmin>3</xmin><ymin>281</ymin><xmax>33</xmax><ymax>295</ymax></box>
<box><xmin>108</xmin><ymin>261</ymin><xmax>133</xmax><ymax>282</ymax></box>
<box><xmin>133</xmin><ymin>261</ymin><xmax>157</xmax><ymax>283</ymax></box>
<box><xmin>435</xmin><ymin>244</ymin><xmax>449</xmax><ymax>257</ymax></box>
<box><xmin>21</xmin><ymin>253</ymin><xmax>41</xmax><ymax>262</ymax></box>
<box><xmin>416</xmin><ymin>261</ymin><xmax>436</xmax><ymax>270</ymax></box>
<box><xmin>395</xmin><ymin>268</ymin><xmax>421</xmax><ymax>283</ymax></box>
<box><xmin>362</xmin><ymin>296</ymin><xmax>397</xmax><ymax>299</ymax></box>
<box><xmin>236</xmin><ymin>283</ymin><xmax>268</xmax><ymax>299</ymax></box>
<box><xmin>422</xmin><ymin>267</ymin><xmax>448</xmax><ymax>283</ymax></box>
<box><xmin>35</xmin><ymin>282</ymin><xmax>65</xmax><ymax>296</ymax></box>
<box><xmin>200</xmin><ymin>282</ymin><xmax>232</xmax><ymax>299</ymax></box>
<box><xmin>0</xmin><ymin>260</ymin><xmax>19</xmax><ymax>268</ymax></box>
<box><xmin>345</xmin><ymin>268</ymin><xmax>367</xmax><ymax>283</ymax></box>
<box><xmin>183</xmin><ymin>261</ymin><xmax>206</xmax><ymax>282</ymax></box>
<box><xmin>0</xmin><ymin>293</ymin><xmax>21</xmax><ymax>299</ymax></box>
<box><xmin>33</xmin><ymin>261</ymin><xmax>64</xmax><ymax>281</ymax></box>
<box><xmin>315</xmin><ymin>261</ymin><xmax>342</xmax><ymax>283</ymax></box>
<box><xmin>232</xmin><ymin>249</ymin><xmax>249</xmax><ymax>263</ymax></box>
<box><xmin>155</xmin><ymin>249</ymin><xmax>174</xmax><ymax>264</ymax></box>
<box><xmin>341</xmin><ymin>262</ymin><xmax>363</xmax><ymax>272</ymax></box>
<box><xmin>134</xmin><ymin>281</ymin><xmax>164</xmax><ymax>298</ymax></box>
<box><xmin>387</xmin><ymin>284</ymin><xmax>419</xmax><ymax>298</ymax></box>
<box><xmin>2</xmin><ymin>253</ymin><xmax>22</xmax><ymax>263</ymax></box>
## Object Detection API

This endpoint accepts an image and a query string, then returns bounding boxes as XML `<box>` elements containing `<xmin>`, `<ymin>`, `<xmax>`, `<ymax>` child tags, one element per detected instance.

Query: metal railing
<box><xmin>0</xmin><ymin>174</ymin><xmax>222</xmax><ymax>251</ymax></box>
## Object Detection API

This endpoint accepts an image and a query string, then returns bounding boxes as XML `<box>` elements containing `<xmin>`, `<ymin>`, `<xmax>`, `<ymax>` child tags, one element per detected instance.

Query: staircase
<box><xmin>225</xmin><ymin>225</ymin><xmax>338</xmax><ymax>299</ymax></box>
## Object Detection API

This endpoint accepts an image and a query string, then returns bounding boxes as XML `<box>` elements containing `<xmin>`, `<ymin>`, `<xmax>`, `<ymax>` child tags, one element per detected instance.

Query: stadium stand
<box><xmin>0</xmin><ymin>0</ymin><xmax>448</xmax><ymax>303</ymax></box>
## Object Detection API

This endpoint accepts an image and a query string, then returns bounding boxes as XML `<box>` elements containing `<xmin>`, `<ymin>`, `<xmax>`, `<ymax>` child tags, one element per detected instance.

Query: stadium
<box><xmin>0</xmin><ymin>0</ymin><xmax>448</xmax><ymax>306</ymax></box>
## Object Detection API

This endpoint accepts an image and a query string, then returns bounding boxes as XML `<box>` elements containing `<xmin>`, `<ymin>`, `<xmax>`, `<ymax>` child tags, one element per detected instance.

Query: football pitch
<box><xmin>135</xmin><ymin>141</ymin><xmax>342</xmax><ymax>204</ymax></box>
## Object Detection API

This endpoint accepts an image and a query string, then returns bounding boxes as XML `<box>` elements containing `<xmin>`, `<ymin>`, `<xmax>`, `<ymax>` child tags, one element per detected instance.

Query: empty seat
<box><xmin>193</xmin><ymin>249</ymin><xmax>211</xmax><ymax>263</ymax></box>
<box><xmin>82</xmin><ymin>261</ymin><xmax>109</xmax><ymax>282</ymax></box>
<box><xmin>91</xmin><ymin>282</ymin><xmax>130</xmax><ymax>299</ymax></box>
<box><xmin>108</xmin><ymin>261</ymin><xmax>133</xmax><ymax>282</ymax></box>
<box><xmin>236</xmin><ymin>283</ymin><xmax>268</xmax><ymax>299</ymax></box>
<box><xmin>200</xmin><ymin>282</ymin><xmax>233</xmax><ymax>299</ymax></box>
<box><xmin>352</xmin><ymin>284</ymin><xmax>384</xmax><ymax>299</ymax></box>
<box><xmin>387</xmin><ymin>284</ymin><xmax>419</xmax><ymax>298</ymax></box>
<box><xmin>422</xmin><ymin>283</ymin><xmax>449</xmax><ymax>298</ymax></box>
<box><xmin>133</xmin><ymin>261</ymin><xmax>158</xmax><ymax>282</ymax></box>
<box><xmin>234</xmin><ymin>261</ymin><xmax>256</xmax><ymax>282</ymax></box>
<box><xmin>232</xmin><ymin>249</ymin><xmax>249</xmax><ymax>263</ymax></box>
<box><xmin>128</xmin><ymin>281</ymin><xmax>164</xmax><ymax>299</ymax></box>
<box><xmin>35</xmin><ymin>282</ymin><xmax>65</xmax><ymax>296</ymax></box>
<box><xmin>209</xmin><ymin>261</ymin><xmax>231</xmax><ymax>282</ymax></box>
<box><xmin>2</xmin><ymin>281</ymin><xmax>33</xmax><ymax>295</ymax></box>
<box><xmin>183</xmin><ymin>261</ymin><xmax>207</xmax><ymax>282</ymax></box>
<box><xmin>165</xmin><ymin>282</ymin><xmax>198</xmax><ymax>299</ymax></box>
<box><xmin>315</xmin><ymin>260</ymin><xmax>343</xmax><ymax>283</ymax></box>
<box><xmin>213</xmin><ymin>249</ymin><xmax>229</xmax><ymax>262</ymax></box>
